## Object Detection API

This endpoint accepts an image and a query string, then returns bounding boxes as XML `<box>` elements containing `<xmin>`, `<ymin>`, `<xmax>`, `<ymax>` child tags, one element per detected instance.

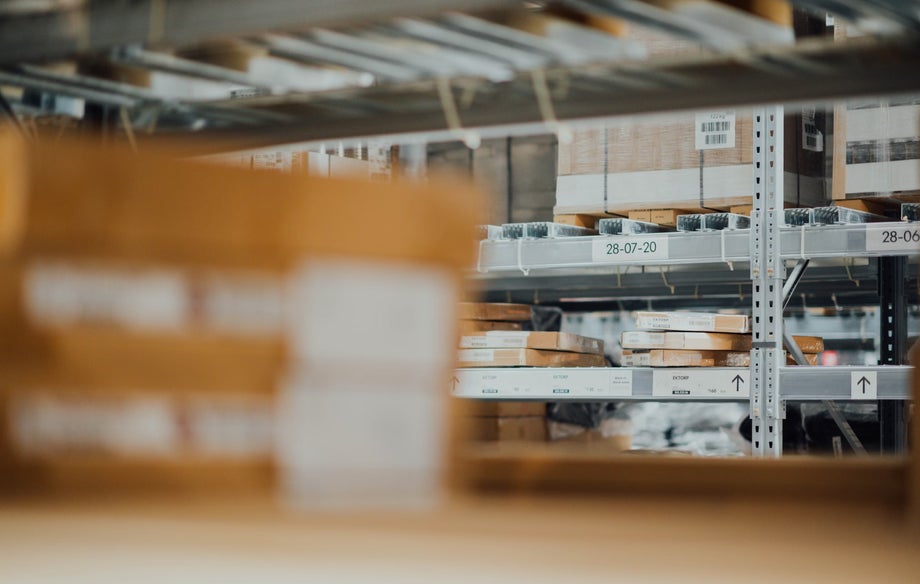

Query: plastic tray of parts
<box><xmin>784</xmin><ymin>206</ymin><xmax>885</xmax><ymax>226</ymax></box>
<box><xmin>597</xmin><ymin>218</ymin><xmax>666</xmax><ymax>235</ymax></box>
<box><xmin>477</xmin><ymin>225</ymin><xmax>504</xmax><ymax>241</ymax></box>
<box><xmin>676</xmin><ymin>213</ymin><xmax>750</xmax><ymax>232</ymax></box>
<box><xmin>501</xmin><ymin>222</ymin><xmax>597</xmax><ymax>239</ymax></box>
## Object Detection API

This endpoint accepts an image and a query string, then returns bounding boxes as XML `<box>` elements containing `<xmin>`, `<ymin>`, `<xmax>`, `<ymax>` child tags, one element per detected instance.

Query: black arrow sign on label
<box><xmin>857</xmin><ymin>376</ymin><xmax>871</xmax><ymax>394</ymax></box>
<box><xmin>732</xmin><ymin>375</ymin><xmax>744</xmax><ymax>391</ymax></box>
<box><xmin>450</xmin><ymin>376</ymin><xmax>460</xmax><ymax>391</ymax></box>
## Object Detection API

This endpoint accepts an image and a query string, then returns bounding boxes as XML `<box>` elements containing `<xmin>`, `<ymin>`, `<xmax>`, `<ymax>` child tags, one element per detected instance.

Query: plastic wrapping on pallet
<box><xmin>676</xmin><ymin>213</ymin><xmax>750</xmax><ymax>232</ymax></box>
<box><xmin>501</xmin><ymin>222</ymin><xmax>597</xmax><ymax>239</ymax></box>
<box><xmin>597</xmin><ymin>218</ymin><xmax>665</xmax><ymax>235</ymax></box>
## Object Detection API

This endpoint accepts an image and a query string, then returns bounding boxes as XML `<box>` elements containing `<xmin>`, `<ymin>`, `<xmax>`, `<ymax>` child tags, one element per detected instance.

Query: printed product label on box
<box><xmin>802</xmin><ymin>107</ymin><xmax>824</xmax><ymax>152</ymax></box>
<box><xmin>459</xmin><ymin>332</ymin><xmax>530</xmax><ymax>349</ymax></box>
<box><xmin>695</xmin><ymin>110</ymin><xmax>736</xmax><ymax>150</ymax></box>
<box><xmin>458</xmin><ymin>349</ymin><xmax>495</xmax><ymax>362</ymax></box>
<box><xmin>652</xmin><ymin>369</ymin><xmax>749</xmax><ymax>399</ymax></box>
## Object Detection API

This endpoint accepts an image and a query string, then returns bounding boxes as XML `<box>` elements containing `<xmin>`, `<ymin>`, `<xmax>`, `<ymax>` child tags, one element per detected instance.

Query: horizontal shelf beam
<box><xmin>452</xmin><ymin>366</ymin><xmax>913</xmax><ymax>401</ymax></box>
<box><xmin>474</xmin><ymin>223</ymin><xmax>919</xmax><ymax>275</ymax></box>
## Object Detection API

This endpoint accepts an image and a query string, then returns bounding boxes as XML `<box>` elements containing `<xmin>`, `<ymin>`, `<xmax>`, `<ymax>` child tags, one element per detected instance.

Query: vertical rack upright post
<box><xmin>750</xmin><ymin>106</ymin><xmax>786</xmax><ymax>456</ymax></box>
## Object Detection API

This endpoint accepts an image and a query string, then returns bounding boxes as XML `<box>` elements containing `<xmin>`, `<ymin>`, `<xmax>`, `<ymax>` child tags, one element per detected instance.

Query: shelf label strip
<box><xmin>865</xmin><ymin>224</ymin><xmax>920</xmax><ymax>253</ymax></box>
<box><xmin>591</xmin><ymin>236</ymin><xmax>670</xmax><ymax>263</ymax></box>
<box><xmin>651</xmin><ymin>369</ymin><xmax>749</xmax><ymax>399</ymax></box>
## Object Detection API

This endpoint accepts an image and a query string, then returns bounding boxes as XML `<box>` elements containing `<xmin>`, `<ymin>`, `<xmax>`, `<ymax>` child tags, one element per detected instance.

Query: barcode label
<box><xmin>695</xmin><ymin>111</ymin><xmax>736</xmax><ymax>150</ymax></box>
<box><xmin>802</xmin><ymin>108</ymin><xmax>824</xmax><ymax>152</ymax></box>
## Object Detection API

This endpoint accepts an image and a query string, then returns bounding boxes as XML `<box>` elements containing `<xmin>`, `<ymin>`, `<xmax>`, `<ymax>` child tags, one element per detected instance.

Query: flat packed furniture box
<box><xmin>0</xmin><ymin>130</ymin><xmax>482</xmax><ymax>506</ymax></box>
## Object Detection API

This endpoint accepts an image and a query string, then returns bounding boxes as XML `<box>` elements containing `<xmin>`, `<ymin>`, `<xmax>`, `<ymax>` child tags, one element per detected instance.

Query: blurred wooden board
<box><xmin>0</xmin><ymin>493</ymin><xmax>917</xmax><ymax>583</ymax></box>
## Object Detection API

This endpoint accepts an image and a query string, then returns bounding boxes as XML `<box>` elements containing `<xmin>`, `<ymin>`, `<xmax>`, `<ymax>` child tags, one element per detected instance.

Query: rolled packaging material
<box><xmin>622</xmin><ymin>349</ymin><xmax>819</xmax><ymax>367</ymax></box>
<box><xmin>622</xmin><ymin>331</ymin><xmax>823</xmax><ymax>354</ymax></box>
<box><xmin>634</xmin><ymin>311</ymin><xmax>750</xmax><ymax>334</ymax></box>
<box><xmin>458</xmin><ymin>302</ymin><xmax>533</xmax><ymax>322</ymax></box>
<box><xmin>460</xmin><ymin>331</ymin><xmax>604</xmax><ymax>355</ymax></box>
<box><xmin>458</xmin><ymin>349</ymin><xmax>607</xmax><ymax>368</ymax></box>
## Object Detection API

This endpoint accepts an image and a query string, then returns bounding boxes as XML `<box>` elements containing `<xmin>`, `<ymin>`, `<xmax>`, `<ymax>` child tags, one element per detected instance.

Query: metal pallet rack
<box><xmin>1</xmin><ymin>1</ymin><xmax>918</xmax><ymax>456</ymax></box>
<box><xmin>456</xmin><ymin>104</ymin><xmax>918</xmax><ymax>456</ymax></box>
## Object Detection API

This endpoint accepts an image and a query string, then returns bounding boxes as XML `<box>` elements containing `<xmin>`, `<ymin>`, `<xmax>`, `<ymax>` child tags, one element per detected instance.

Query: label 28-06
<box><xmin>880</xmin><ymin>229</ymin><xmax>920</xmax><ymax>244</ymax></box>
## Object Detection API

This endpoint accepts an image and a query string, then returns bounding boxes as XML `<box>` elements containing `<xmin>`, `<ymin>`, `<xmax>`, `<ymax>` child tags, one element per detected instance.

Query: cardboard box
<box><xmin>634</xmin><ymin>311</ymin><xmax>750</xmax><ymax>333</ymax></box>
<box><xmin>622</xmin><ymin>331</ymin><xmax>823</xmax><ymax>353</ymax></box>
<box><xmin>833</xmin><ymin>103</ymin><xmax>920</xmax><ymax>199</ymax></box>
<box><xmin>547</xmin><ymin>418</ymin><xmax>632</xmax><ymax>452</ymax></box>
<box><xmin>470</xmin><ymin>416</ymin><xmax>547</xmax><ymax>442</ymax></box>
<box><xmin>467</xmin><ymin>401</ymin><xmax>547</xmax><ymax>418</ymax></box>
<box><xmin>458</xmin><ymin>349</ymin><xmax>607</xmax><ymax>368</ymax></box>
<box><xmin>460</xmin><ymin>332</ymin><xmax>604</xmax><ymax>355</ymax></box>
<box><xmin>622</xmin><ymin>349</ymin><xmax>819</xmax><ymax>367</ymax></box>
<box><xmin>458</xmin><ymin>320</ymin><xmax>524</xmax><ymax>335</ymax></box>
<box><xmin>458</xmin><ymin>303</ymin><xmax>532</xmax><ymax>322</ymax></box>
<box><xmin>556</xmin><ymin>111</ymin><xmax>826</xmax><ymax>215</ymax></box>
<box><xmin>553</xmin><ymin>214</ymin><xmax>597</xmax><ymax>229</ymax></box>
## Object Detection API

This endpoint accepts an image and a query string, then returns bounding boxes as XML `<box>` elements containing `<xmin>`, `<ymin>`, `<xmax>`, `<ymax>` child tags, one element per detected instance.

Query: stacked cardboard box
<box><xmin>457</xmin><ymin>321</ymin><xmax>607</xmax><ymax>368</ymax></box>
<box><xmin>555</xmin><ymin>25</ymin><xmax>825</xmax><ymax>217</ymax></box>
<box><xmin>458</xmin><ymin>302</ymin><xmax>531</xmax><ymax>336</ymax></box>
<box><xmin>622</xmin><ymin>312</ymin><xmax>823</xmax><ymax>367</ymax></box>
<box><xmin>468</xmin><ymin>402</ymin><xmax>548</xmax><ymax>443</ymax></box>
<box><xmin>0</xmin><ymin>130</ymin><xmax>481</xmax><ymax>506</ymax></box>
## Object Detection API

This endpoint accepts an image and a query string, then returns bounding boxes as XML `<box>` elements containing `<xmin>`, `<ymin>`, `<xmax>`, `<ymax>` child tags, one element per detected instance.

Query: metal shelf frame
<box><xmin>452</xmin><ymin>366</ymin><xmax>912</xmax><ymax>401</ymax></box>
<box><xmin>460</xmin><ymin>104</ymin><xmax>916</xmax><ymax>457</ymax></box>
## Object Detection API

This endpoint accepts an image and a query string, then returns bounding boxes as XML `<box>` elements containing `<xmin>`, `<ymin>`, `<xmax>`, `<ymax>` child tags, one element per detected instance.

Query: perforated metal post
<box><xmin>749</xmin><ymin>106</ymin><xmax>785</xmax><ymax>457</ymax></box>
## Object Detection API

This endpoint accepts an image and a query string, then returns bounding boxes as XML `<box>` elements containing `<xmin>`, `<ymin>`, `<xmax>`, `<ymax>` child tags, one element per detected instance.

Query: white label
<box><xmin>652</xmin><ymin>369</ymin><xmax>749</xmax><ymax>399</ymax></box>
<box><xmin>201</xmin><ymin>274</ymin><xmax>284</xmax><ymax>335</ymax></box>
<box><xmin>850</xmin><ymin>371</ymin><xmax>877</xmax><ymax>400</ymax></box>
<box><xmin>452</xmin><ymin>369</ymin><xmax>632</xmax><ymax>399</ymax></box>
<box><xmin>621</xmin><ymin>352</ymin><xmax>649</xmax><ymax>367</ymax></box>
<box><xmin>865</xmin><ymin>224</ymin><xmax>920</xmax><ymax>253</ymax></box>
<box><xmin>290</xmin><ymin>260</ymin><xmax>455</xmax><ymax>376</ymax></box>
<box><xmin>459</xmin><ymin>332</ymin><xmax>529</xmax><ymax>349</ymax></box>
<box><xmin>621</xmin><ymin>331</ymin><xmax>666</xmax><ymax>348</ymax></box>
<box><xmin>684</xmin><ymin>315</ymin><xmax>716</xmax><ymax>330</ymax></box>
<box><xmin>695</xmin><ymin>110</ymin><xmax>736</xmax><ymax>150</ymax></box>
<box><xmin>458</xmin><ymin>349</ymin><xmax>495</xmax><ymax>363</ymax></box>
<box><xmin>592</xmin><ymin>236</ymin><xmax>669</xmax><ymax>263</ymax></box>
<box><xmin>25</xmin><ymin>263</ymin><xmax>189</xmax><ymax>330</ymax></box>
<box><xmin>802</xmin><ymin>108</ymin><xmax>824</xmax><ymax>153</ymax></box>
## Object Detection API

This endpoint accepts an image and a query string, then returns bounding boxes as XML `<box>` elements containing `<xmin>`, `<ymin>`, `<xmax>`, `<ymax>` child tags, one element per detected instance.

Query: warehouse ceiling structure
<box><xmin>1</xmin><ymin>0</ymin><xmax>920</xmax><ymax>152</ymax></box>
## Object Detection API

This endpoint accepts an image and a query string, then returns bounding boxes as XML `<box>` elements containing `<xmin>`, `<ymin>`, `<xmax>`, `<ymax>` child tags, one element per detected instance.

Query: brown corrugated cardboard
<box><xmin>622</xmin><ymin>349</ymin><xmax>819</xmax><ymax>367</ymax></box>
<box><xmin>458</xmin><ymin>349</ymin><xmax>607</xmax><ymax>368</ymax></box>
<box><xmin>622</xmin><ymin>331</ymin><xmax>823</xmax><ymax>353</ymax></box>
<box><xmin>470</xmin><ymin>417</ymin><xmax>547</xmax><ymax>442</ymax></box>
<box><xmin>458</xmin><ymin>303</ymin><xmax>533</xmax><ymax>322</ymax></box>
<box><xmin>468</xmin><ymin>401</ymin><xmax>547</xmax><ymax>418</ymax></box>
<box><xmin>627</xmin><ymin>210</ymin><xmax>652</xmax><ymax>223</ymax></box>
<box><xmin>634</xmin><ymin>311</ymin><xmax>750</xmax><ymax>333</ymax></box>
<box><xmin>458</xmin><ymin>320</ymin><xmax>524</xmax><ymax>335</ymax></box>
<box><xmin>553</xmin><ymin>214</ymin><xmax>597</xmax><ymax>228</ymax></box>
<box><xmin>547</xmin><ymin>419</ymin><xmax>632</xmax><ymax>451</ymax></box>
<box><xmin>460</xmin><ymin>332</ymin><xmax>604</xmax><ymax>355</ymax></box>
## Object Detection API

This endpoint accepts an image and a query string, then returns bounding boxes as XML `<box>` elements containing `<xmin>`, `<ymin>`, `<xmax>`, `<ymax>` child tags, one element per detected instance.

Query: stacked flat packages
<box><xmin>0</xmin><ymin>130</ymin><xmax>481</xmax><ymax>505</ymax></box>
<box><xmin>621</xmin><ymin>312</ymin><xmax>823</xmax><ymax>367</ymax></box>
<box><xmin>555</xmin><ymin>25</ymin><xmax>825</xmax><ymax>216</ymax></box>
<box><xmin>457</xmin><ymin>308</ymin><xmax>607</xmax><ymax>367</ymax></box>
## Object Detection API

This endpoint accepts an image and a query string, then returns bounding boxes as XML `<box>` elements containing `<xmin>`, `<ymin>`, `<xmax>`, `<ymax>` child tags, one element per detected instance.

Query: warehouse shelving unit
<box><xmin>457</xmin><ymin>103</ymin><xmax>918</xmax><ymax>456</ymax></box>
<box><xmin>1</xmin><ymin>1</ymin><xmax>917</xmax><ymax>456</ymax></box>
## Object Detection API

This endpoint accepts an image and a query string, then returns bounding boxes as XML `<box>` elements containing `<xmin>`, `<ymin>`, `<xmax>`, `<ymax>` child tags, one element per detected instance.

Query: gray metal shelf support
<box><xmin>750</xmin><ymin>106</ymin><xmax>786</xmax><ymax>457</ymax></box>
